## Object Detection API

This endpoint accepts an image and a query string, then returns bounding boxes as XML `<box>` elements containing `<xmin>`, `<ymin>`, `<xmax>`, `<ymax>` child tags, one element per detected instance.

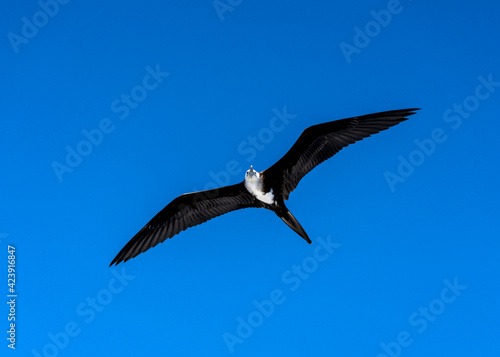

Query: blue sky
<box><xmin>1</xmin><ymin>0</ymin><xmax>499</xmax><ymax>356</ymax></box>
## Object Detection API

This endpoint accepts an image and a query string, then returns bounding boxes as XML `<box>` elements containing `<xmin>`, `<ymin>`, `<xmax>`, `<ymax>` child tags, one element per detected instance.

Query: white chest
<box><xmin>244</xmin><ymin>175</ymin><xmax>275</xmax><ymax>205</ymax></box>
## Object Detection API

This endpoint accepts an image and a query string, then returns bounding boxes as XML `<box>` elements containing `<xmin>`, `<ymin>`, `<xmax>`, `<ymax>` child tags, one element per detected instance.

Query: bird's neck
<box><xmin>245</xmin><ymin>174</ymin><xmax>275</xmax><ymax>205</ymax></box>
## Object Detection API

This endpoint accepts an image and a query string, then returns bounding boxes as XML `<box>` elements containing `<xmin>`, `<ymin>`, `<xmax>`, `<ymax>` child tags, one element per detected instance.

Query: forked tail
<box><xmin>276</xmin><ymin>206</ymin><xmax>311</xmax><ymax>244</ymax></box>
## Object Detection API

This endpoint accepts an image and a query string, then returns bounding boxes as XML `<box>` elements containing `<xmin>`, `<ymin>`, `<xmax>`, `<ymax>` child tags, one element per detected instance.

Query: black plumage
<box><xmin>262</xmin><ymin>108</ymin><xmax>419</xmax><ymax>199</ymax></box>
<box><xmin>110</xmin><ymin>183</ymin><xmax>267</xmax><ymax>266</ymax></box>
<box><xmin>110</xmin><ymin>108</ymin><xmax>418</xmax><ymax>266</ymax></box>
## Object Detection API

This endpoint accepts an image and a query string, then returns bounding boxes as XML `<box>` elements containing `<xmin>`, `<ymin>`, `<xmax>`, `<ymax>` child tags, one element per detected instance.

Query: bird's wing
<box><xmin>263</xmin><ymin>108</ymin><xmax>419</xmax><ymax>200</ymax></box>
<box><xmin>110</xmin><ymin>182</ymin><xmax>263</xmax><ymax>266</ymax></box>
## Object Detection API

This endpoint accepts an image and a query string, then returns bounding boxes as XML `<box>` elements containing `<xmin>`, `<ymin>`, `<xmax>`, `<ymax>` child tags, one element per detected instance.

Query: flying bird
<box><xmin>110</xmin><ymin>108</ymin><xmax>418</xmax><ymax>266</ymax></box>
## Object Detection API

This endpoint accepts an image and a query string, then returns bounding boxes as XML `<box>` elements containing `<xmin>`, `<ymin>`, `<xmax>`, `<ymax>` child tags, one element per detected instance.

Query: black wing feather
<box><xmin>263</xmin><ymin>108</ymin><xmax>419</xmax><ymax>199</ymax></box>
<box><xmin>110</xmin><ymin>182</ymin><xmax>263</xmax><ymax>266</ymax></box>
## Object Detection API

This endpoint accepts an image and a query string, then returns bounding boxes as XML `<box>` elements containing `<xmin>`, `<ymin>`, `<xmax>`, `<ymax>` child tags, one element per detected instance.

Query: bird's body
<box><xmin>110</xmin><ymin>108</ymin><xmax>419</xmax><ymax>266</ymax></box>
<box><xmin>244</xmin><ymin>166</ymin><xmax>275</xmax><ymax>205</ymax></box>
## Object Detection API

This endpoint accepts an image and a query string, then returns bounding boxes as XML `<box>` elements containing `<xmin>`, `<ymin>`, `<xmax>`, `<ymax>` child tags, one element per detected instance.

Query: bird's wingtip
<box><xmin>407</xmin><ymin>108</ymin><xmax>421</xmax><ymax>114</ymax></box>
<box><xmin>109</xmin><ymin>257</ymin><xmax>121</xmax><ymax>267</ymax></box>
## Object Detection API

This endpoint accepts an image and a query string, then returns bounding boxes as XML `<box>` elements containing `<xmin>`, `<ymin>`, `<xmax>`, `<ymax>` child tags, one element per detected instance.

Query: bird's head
<box><xmin>246</xmin><ymin>165</ymin><xmax>258</xmax><ymax>179</ymax></box>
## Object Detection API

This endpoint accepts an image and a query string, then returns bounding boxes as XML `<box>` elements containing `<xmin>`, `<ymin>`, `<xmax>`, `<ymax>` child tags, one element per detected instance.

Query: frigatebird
<box><xmin>110</xmin><ymin>108</ymin><xmax>418</xmax><ymax>266</ymax></box>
